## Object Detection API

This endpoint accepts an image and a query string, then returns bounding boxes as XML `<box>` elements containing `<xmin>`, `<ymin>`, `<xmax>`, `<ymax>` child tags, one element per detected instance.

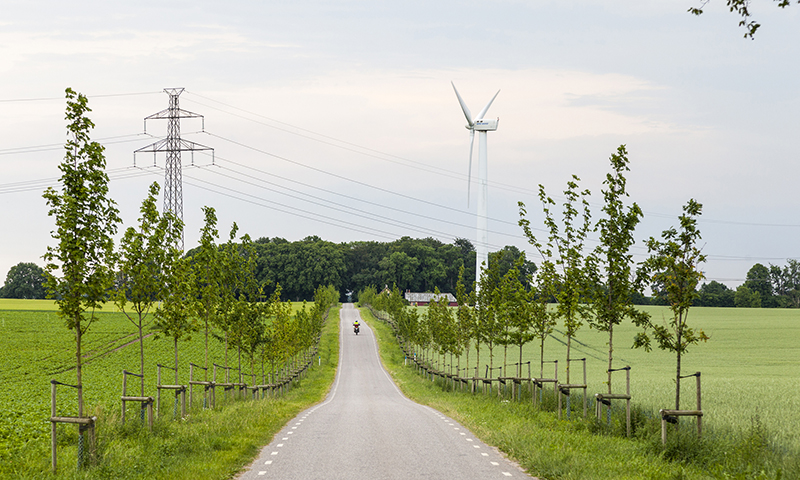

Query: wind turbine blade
<box><xmin>476</xmin><ymin>89</ymin><xmax>500</xmax><ymax>120</ymax></box>
<box><xmin>451</xmin><ymin>81</ymin><xmax>474</xmax><ymax>126</ymax></box>
<box><xmin>467</xmin><ymin>129</ymin><xmax>475</xmax><ymax>206</ymax></box>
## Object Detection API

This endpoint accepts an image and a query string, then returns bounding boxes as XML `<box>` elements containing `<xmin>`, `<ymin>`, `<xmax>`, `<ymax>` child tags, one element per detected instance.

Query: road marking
<box><xmin>453</xmin><ymin>427</ymin><xmax>459</xmax><ymax>430</ymax></box>
<box><xmin>466</xmin><ymin>438</ymin><xmax>473</xmax><ymax>442</ymax></box>
<box><xmin>264</xmin><ymin>460</ymin><xmax>272</xmax><ymax>465</ymax></box>
<box><xmin>282</xmin><ymin>437</ymin><xmax>288</xmax><ymax>440</ymax></box>
<box><xmin>271</xmin><ymin>452</ymin><xmax>278</xmax><ymax>456</ymax></box>
<box><xmin>502</xmin><ymin>472</ymin><xmax>512</xmax><ymax>477</ymax></box>
<box><xmin>473</xmin><ymin>445</ymin><xmax>480</xmax><ymax>449</ymax></box>
<box><xmin>258</xmin><ymin>471</ymin><xmax>266</xmax><ymax>475</ymax></box>
<box><xmin>295</xmin><ymin>423</ymin><xmax>301</xmax><ymax>425</ymax></box>
<box><xmin>491</xmin><ymin>462</ymin><xmax>499</xmax><ymax>466</ymax></box>
<box><xmin>292</xmin><ymin>426</ymin><xmax>297</xmax><ymax>429</ymax></box>
<box><xmin>288</xmin><ymin>431</ymin><xmax>294</xmax><ymax>434</ymax></box>
<box><xmin>460</xmin><ymin>432</ymin><xmax>466</xmax><ymax>435</ymax></box>
<box><xmin>481</xmin><ymin>453</ymin><xmax>489</xmax><ymax>456</ymax></box>
<box><xmin>277</xmin><ymin>444</ymin><xmax>284</xmax><ymax>447</ymax></box>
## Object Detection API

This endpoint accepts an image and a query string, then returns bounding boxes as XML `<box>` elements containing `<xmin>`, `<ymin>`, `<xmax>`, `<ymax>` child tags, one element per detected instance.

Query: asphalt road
<box><xmin>238</xmin><ymin>303</ymin><xmax>533</xmax><ymax>479</ymax></box>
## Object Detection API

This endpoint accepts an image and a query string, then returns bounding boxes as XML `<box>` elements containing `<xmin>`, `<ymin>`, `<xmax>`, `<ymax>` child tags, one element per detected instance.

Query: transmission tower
<box><xmin>135</xmin><ymin>88</ymin><xmax>214</xmax><ymax>251</ymax></box>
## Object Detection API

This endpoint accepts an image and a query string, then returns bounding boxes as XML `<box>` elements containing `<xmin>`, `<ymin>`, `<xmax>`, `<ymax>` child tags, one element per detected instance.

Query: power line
<box><xmin>210</xmin><ymin>154</ymin><xmax>531</xmax><ymax>240</ymax></box>
<box><xmin>184</xmin><ymin>91</ymin><xmax>541</xmax><ymax>199</ymax></box>
<box><xmin>202</xmin><ymin>130</ymin><xmax>528</xmax><ymax>230</ymax></box>
<box><xmin>0</xmin><ymin>91</ymin><xmax>162</xmax><ymax>103</ymax></box>
<box><xmin>0</xmin><ymin>133</ymin><xmax>153</xmax><ymax>157</ymax></box>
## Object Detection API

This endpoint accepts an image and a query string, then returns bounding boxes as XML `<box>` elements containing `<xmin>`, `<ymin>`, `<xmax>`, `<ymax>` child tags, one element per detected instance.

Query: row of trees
<box><xmin>226</xmin><ymin>236</ymin><xmax>534</xmax><ymax>302</ymax></box>
<box><xmin>41</xmin><ymin>89</ymin><xmax>338</xmax><ymax>439</ymax></box>
<box><xmin>9</xmin><ymin>255</ymin><xmax>799</xmax><ymax>310</ymax></box>
<box><xmin>364</xmin><ymin>145</ymin><xmax>708</xmax><ymax>411</ymax></box>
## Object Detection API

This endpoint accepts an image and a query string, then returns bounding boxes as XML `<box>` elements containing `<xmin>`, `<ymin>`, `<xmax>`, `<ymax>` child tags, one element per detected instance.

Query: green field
<box><xmin>0</xmin><ymin>300</ymin><xmax>313</xmax><ymax>474</ymax></box>
<box><xmin>412</xmin><ymin>305</ymin><xmax>800</xmax><ymax>454</ymax></box>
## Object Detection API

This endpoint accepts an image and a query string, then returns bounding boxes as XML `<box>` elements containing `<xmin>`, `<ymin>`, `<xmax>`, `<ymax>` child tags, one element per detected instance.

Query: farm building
<box><xmin>404</xmin><ymin>291</ymin><xmax>458</xmax><ymax>306</ymax></box>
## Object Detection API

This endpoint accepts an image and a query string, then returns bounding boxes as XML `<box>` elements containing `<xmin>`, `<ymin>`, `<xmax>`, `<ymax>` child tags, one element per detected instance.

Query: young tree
<box><xmin>154</xmin><ymin>254</ymin><xmax>198</xmax><ymax>384</ymax></box>
<box><xmin>585</xmin><ymin>146</ymin><xmax>649</xmax><ymax>394</ymax></box>
<box><xmin>498</xmin><ymin>256</ymin><xmax>537</xmax><ymax>379</ymax></box>
<box><xmin>530</xmin><ymin>260</ymin><xmax>557</xmax><ymax>378</ymax></box>
<box><xmin>636</xmin><ymin>199</ymin><xmax>709</xmax><ymax>411</ymax></box>
<box><xmin>520</xmin><ymin>177</ymin><xmax>592</xmax><ymax>384</ymax></box>
<box><xmin>42</xmin><ymin>89</ymin><xmax>122</xmax><ymax>426</ymax></box>
<box><xmin>192</xmin><ymin>206</ymin><xmax>222</xmax><ymax>378</ymax></box>
<box><xmin>115</xmin><ymin>182</ymin><xmax>182</xmax><ymax>395</ymax></box>
<box><xmin>216</xmin><ymin>222</ymin><xmax>241</xmax><ymax>370</ymax></box>
<box><xmin>454</xmin><ymin>265</ymin><xmax>476</xmax><ymax>380</ymax></box>
<box><xmin>476</xmin><ymin>258</ymin><xmax>503</xmax><ymax>379</ymax></box>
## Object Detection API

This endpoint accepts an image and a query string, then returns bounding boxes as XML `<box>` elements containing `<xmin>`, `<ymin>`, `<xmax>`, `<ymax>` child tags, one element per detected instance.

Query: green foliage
<box><xmin>688</xmin><ymin>0</ymin><xmax>798</xmax><ymax>39</ymax></box>
<box><xmin>636</xmin><ymin>199</ymin><xmax>709</xmax><ymax>410</ymax></box>
<box><xmin>0</xmin><ymin>262</ymin><xmax>46</xmax><ymax>299</ymax></box>
<box><xmin>192</xmin><ymin>206</ymin><xmax>222</xmax><ymax>373</ymax></box>
<box><xmin>115</xmin><ymin>182</ymin><xmax>183</xmax><ymax>381</ymax></box>
<box><xmin>585</xmin><ymin>145</ymin><xmax>648</xmax><ymax>392</ymax></box>
<box><xmin>520</xmin><ymin>176</ymin><xmax>592</xmax><ymax>383</ymax></box>
<box><xmin>697</xmin><ymin>281</ymin><xmax>735</xmax><ymax>307</ymax></box>
<box><xmin>735</xmin><ymin>284</ymin><xmax>761</xmax><ymax>308</ymax></box>
<box><xmin>495</xmin><ymin>256</ymin><xmax>537</xmax><ymax>377</ymax></box>
<box><xmin>255</xmin><ymin>236</ymin><xmax>346</xmax><ymax>302</ymax></box>
<box><xmin>366</xmin><ymin>305</ymin><xmax>800</xmax><ymax>480</ymax></box>
<box><xmin>1</xmin><ymin>304</ymin><xmax>341</xmax><ymax>478</ymax></box>
<box><xmin>42</xmin><ymin>88</ymin><xmax>122</xmax><ymax>419</ymax></box>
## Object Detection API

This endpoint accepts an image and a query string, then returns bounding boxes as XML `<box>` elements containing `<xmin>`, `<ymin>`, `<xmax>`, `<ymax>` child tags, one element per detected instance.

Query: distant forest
<box><xmin>3</xmin><ymin>237</ymin><xmax>798</xmax><ymax>307</ymax></box>
<box><xmin>246</xmin><ymin>236</ymin><xmax>535</xmax><ymax>302</ymax></box>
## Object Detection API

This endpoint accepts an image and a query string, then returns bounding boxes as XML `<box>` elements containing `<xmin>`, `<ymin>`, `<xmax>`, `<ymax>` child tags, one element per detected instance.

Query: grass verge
<box><xmin>361</xmin><ymin>307</ymin><xmax>797</xmax><ymax>480</ymax></box>
<box><xmin>10</xmin><ymin>305</ymin><xmax>340</xmax><ymax>480</ymax></box>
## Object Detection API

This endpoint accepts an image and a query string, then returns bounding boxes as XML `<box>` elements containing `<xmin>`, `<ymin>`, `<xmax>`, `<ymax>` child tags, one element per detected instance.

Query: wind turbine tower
<box><xmin>451</xmin><ymin>82</ymin><xmax>500</xmax><ymax>292</ymax></box>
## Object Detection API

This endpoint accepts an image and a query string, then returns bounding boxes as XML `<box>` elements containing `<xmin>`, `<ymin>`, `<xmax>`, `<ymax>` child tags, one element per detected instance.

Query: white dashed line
<box><xmin>460</xmin><ymin>432</ymin><xmax>466</xmax><ymax>436</ymax></box>
<box><xmin>264</xmin><ymin>460</ymin><xmax>272</xmax><ymax>465</ymax></box>
<box><xmin>282</xmin><ymin>437</ymin><xmax>288</xmax><ymax>440</ymax></box>
<box><xmin>288</xmin><ymin>431</ymin><xmax>294</xmax><ymax>434</ymax></box>
<box><xmin>277</xmin><ymin>444</ymin><xmax>284</xmax><ymax>447</ymax></box>
<box><xmin>491</xmin><ymin>462</ymin><xmax>499</xmax><ymax>466</ymax></box>
<box><xmin>291</xmin><ymin>427</ymin><xmax>297</xmax><ymax>429</ymax></box>
<box><xmin>473</xmin><ymin>445</ymin><xmax>480</xmax><ymax>449</ymax></box>
<box><xmin>466</xmin><ymin>438</ymin><xmax>473</xmax><ymax>442</ymax></box>
<box><xmin>257</xmin><ymin>471</ymin><xmax>266</xmax><ymax>476</ymax></box>
<box><xmin>502</xmin><ymin>472</ymin><xmax>512</xmax><ymax>477</ymax></box>
<box><xmin>270</xmin><ymin>452</ymin><xmax>278</xmax><ymax>456</ymax></box>
<box><xmin>481</xmin><ymin>453</ymin><xmax>489</xmax><ymax>456</ymax></box>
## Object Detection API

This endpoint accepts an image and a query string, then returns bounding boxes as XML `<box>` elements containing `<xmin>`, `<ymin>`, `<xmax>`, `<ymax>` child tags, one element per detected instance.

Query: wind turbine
<box><xmin>451</xmin><ymin>82</ymin><xmax>500</xmax><ymax>292</ymax></box>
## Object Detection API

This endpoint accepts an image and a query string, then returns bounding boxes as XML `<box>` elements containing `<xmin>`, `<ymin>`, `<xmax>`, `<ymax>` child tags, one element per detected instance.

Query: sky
<box><xmin>1</xmin><ymin>0</ymin><xmax>799</xmax><ymax>290</ymax></box>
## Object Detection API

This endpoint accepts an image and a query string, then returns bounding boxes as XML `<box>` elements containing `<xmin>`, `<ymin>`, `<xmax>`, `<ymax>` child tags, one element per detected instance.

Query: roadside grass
<box><xmin>5</xmin><ymin>304</ymin><xmax>340</xmax><ymax>479</ymax></box>
<box><xmin>362</xmin><ymin>307</ymin><xmax>798</xmax><ymax>480</ymax></box>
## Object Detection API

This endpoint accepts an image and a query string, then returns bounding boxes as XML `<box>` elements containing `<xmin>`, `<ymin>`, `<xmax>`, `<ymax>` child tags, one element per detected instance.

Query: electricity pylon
<box><xmin>135</xmin><ymin>88</ymin><xmax>213</xmax><ymax>251</ymax></box>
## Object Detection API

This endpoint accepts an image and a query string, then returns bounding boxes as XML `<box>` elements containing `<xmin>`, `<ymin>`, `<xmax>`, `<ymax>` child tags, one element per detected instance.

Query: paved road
<box><xmin>238</xmin><ymin>303</ymin><xmax>533</xmax><ymax>479</ymax></box>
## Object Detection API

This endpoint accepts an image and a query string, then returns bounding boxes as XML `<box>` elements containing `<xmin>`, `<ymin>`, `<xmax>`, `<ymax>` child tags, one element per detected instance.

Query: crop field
<box><xmin>414</xmin><ymin>305</ymin><xmax>800</xmax><ymax>454</ymax></box>
<box><xmin>0</xmin><ymin>301</ymin><xmax>306</xmax><ymax>468</ymax></box>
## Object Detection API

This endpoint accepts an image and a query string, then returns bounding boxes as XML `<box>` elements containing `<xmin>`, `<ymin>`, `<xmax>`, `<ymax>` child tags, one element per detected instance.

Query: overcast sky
<box><xmin>1</xmin><ymin>0</ymin><xmax>798</xmax><ymax>289</ymax></box>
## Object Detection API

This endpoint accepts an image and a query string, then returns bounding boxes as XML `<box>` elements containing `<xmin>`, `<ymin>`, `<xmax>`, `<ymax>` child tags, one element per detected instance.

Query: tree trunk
<box><xmin>76</xmin><ymin>324</ymin><xmax>83</xmax><ymax>417</ymax></box>
<box><xmin>607</xmin><ymin>324</ymin><xmax>613</xmax><ymax>394</ymax></box>
<box><xmin>174</xmin><ymin>336</ymin><xmax>179</xmax><ymax>385</ymax></box>
<box><xmin>566</xmin><ymin>334</ymin><xmax>572</xmax><ymax>384</ymax></box>
<box><xmin>204</xmin><ymin>314</ymin><xmax>209</xmax><ymax>381</ymax></box>
<box><xmin>503</xmin><ymin>343</ymin><xmax>508</xmax><ymax>377</ymax></box>
<box><xmin>139</xmin><ymin>321</ymin><xmax>145</xmax><ymax>396</ymax></box>
<box><xmin>540</xmin><ymin>337</ymin><xmax>545</xmax><ymax>378</ymax></box>
<box><xmin>676</xmin><ymin>314</ymin><xmax>683</xmax><ymax>411</ymax></box>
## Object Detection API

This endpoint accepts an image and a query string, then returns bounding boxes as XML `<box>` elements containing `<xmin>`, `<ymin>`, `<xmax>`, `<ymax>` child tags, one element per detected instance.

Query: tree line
<box><xmin>37</xmin><ymin>89</ymin><xmax>338</xmax><ymax>459</ymax></box>
<box><xmin>362</xmin><ymin>145</ymin><xmax>708</xmax><ymax>411</ymax></box>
